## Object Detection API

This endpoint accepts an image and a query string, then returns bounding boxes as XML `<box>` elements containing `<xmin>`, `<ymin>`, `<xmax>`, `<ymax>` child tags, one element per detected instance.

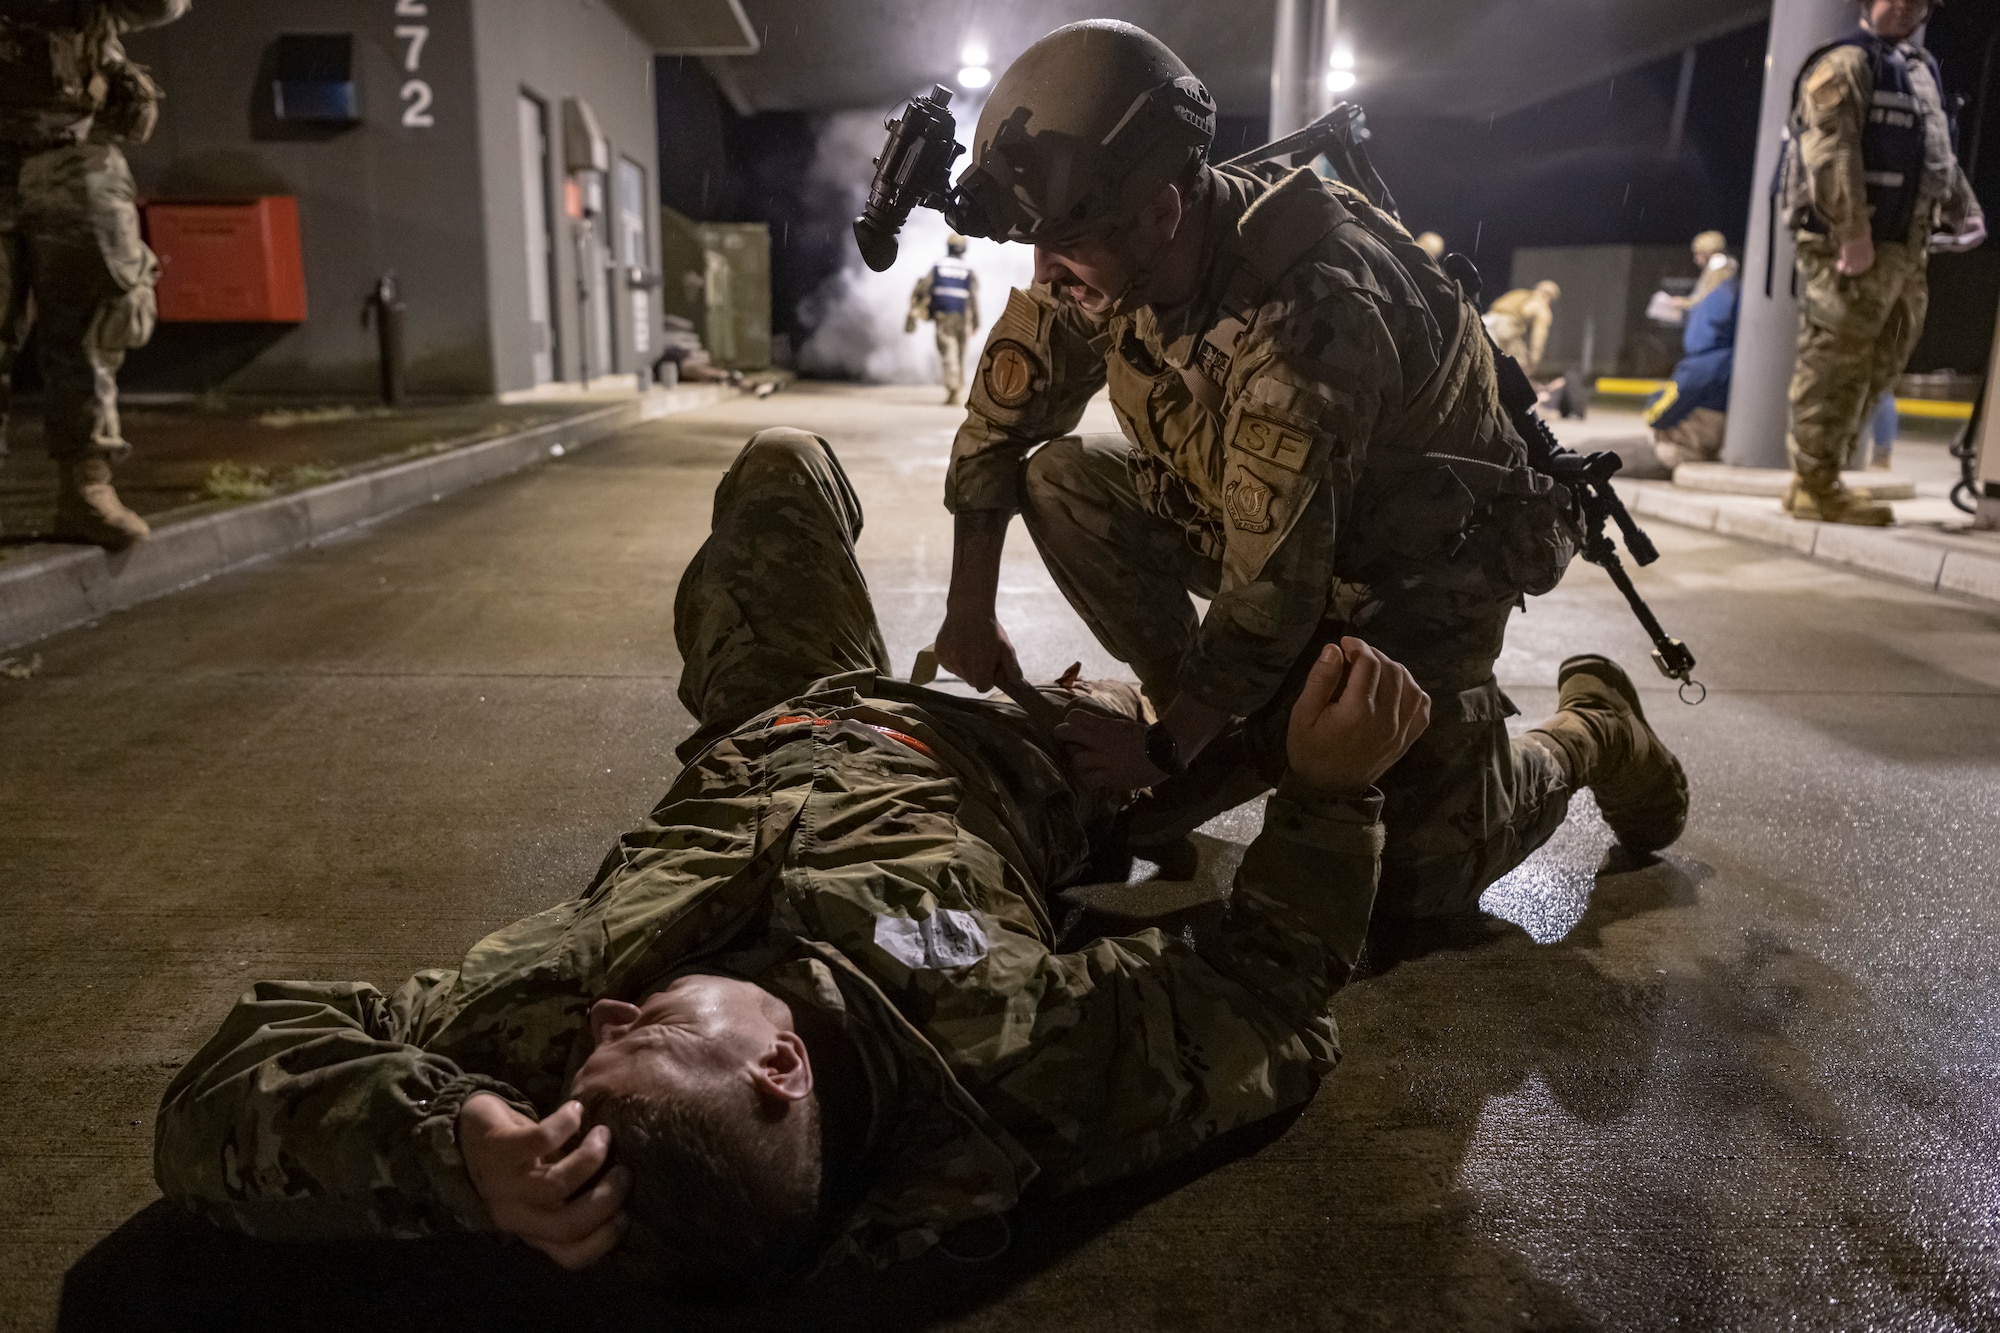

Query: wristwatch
<box><xmin>1143</xmin><ymin>721</ymin><xmax>1185</xmax><ymax>777</ymax></box>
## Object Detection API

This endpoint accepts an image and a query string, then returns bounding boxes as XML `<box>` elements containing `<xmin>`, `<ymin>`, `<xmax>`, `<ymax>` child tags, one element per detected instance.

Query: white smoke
<box><xmin>797</xmin><ymin>103</ymin><xmax>1036</xmax><ymax>383</ymax></box>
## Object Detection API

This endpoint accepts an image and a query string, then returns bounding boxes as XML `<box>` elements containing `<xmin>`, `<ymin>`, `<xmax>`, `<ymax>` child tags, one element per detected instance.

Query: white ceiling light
<box><xmin>1330</xmin><ymin>38</ymin><xmax>1356</xmax><ymax>70</ymax></box>
<box><xmin>961</xmin><ymin>41</ymin><xmax>989</xmax><ymax>67</ymax></box>
<box><xmin>958</xmin><ymin>65</ymin><xmax>991</xmax><ymax>89</ymax></box>
<box><xmin>1327</xmin><ymin>69</ymin><xmax>1357</xmax><ymax>92</ymax></box>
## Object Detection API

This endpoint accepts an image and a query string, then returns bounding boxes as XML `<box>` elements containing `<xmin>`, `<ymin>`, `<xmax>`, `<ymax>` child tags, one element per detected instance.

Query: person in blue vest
<box><xmin>906</xmin><ymin>235</ymin><xmax>981</xmax><ymax>405</ymax></box>
<box><xmin>1776</xmin><ymin>0</ymin><xmax>1985</xmax><ymax>525</ymax></box>
<box><xmin>1646</xmin><ymin>275</ymin><xmax>1740</xmax><ymax>470</ymax></box>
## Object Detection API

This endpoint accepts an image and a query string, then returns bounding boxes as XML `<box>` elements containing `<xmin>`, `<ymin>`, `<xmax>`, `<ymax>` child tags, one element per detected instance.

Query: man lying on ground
<box><xmin>154</xmin><ymin>429</ymin><xmax>1686</xmax><ymax>1281</ymax></box>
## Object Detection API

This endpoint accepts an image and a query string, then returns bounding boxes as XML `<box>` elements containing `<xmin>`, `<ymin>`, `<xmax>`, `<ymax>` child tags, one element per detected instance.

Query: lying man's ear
<box><xmin>589</xmin><ymin>997</ymin><xmax>643</xmax><ymax>1045</ymax></box>
<box><xmin>753</xmin><ymin>1031</ymin><xmax>814</xmax><ymax>1104</ymax></box>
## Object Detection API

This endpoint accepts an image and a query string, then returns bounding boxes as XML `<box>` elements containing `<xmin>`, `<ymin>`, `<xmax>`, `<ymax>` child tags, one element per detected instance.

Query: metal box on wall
<box><xmin>694</xmin><ymin>222</ymin><xmax>770</xmax><ymax>371</ymax></box>
<box><xmin>145</xmin><ymin>196</ymin><xmax>307</xmax><ymax>323</ymax></box>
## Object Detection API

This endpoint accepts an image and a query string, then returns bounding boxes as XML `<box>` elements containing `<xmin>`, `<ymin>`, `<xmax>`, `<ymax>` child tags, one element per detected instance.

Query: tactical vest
<box><xmin>1782</xmin><ymin>31</ymin><xmax>1941</xmax><ymax>243</ymax></box>
<box><xmin>1166</xmin><ymin>169</ymin><xmax>1579</xmax><ymax>607</ymax></box>
<box><xmin>928</xmin><ymin>259</ymin><xmax>972</xmax><ymax>316</ymax></box>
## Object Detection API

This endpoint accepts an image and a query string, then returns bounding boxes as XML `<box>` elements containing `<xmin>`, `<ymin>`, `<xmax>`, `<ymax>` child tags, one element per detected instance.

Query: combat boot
<box><xmin>1785</xmin><ymin>479</ymin><xmax>1892</xmax><ymax>526</ymax></box>
<box><xmin>54</xmin><ymin>457</ymin><xmax>151</xmax><ymax>549</ymax></box>
<box><xmin>1528</xmin><ymin>654</ymin><xmax>1689</xmax><ymax>854</ymax></box>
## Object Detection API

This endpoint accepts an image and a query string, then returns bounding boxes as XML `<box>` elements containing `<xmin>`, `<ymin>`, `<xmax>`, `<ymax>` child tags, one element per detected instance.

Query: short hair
<box><xmin>1693</xmin><ymin>230</ymin><xmax>1727</xmax><ymax>258</ymax></box>
<box><xmin>594</xmin><ymin>1079</ymin><xmax>823</xmax><ymax>1280</ymax></box>
<box><xmin>1535</xmin><ymin>279</ymin><xmax>1562</xmax><ymax>301</ymax></box>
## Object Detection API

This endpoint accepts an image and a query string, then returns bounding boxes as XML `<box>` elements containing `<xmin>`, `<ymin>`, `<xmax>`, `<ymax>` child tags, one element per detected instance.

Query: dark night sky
<box><xmin>660</xmin><ymin>6</ymin><xmax>2000</xmax><ymax>372</ymax></box>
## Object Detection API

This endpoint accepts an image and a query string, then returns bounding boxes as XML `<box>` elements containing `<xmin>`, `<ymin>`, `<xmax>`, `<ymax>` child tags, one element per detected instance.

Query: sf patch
<box><xmin>1224</xmin><ymin>475</ymin><xmax>1274</xmax><ymax>533</ymax></box>
<box><xmin>1232</xmin><ymin>412</ymin><xmax>1313</xmax><ymax>473</ymax></box>
<box><xmin>984</xmin><ymin>340</ymin><xmax>1038</xmax><ymax>409</ymax></box>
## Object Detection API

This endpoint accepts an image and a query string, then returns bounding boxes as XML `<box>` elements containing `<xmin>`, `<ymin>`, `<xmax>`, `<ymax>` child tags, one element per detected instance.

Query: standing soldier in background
<box><xmin>906</xmin><ymin>235</ymin><xmax>980</xmax><ymax>406</ymax></box>
<box><xmin>1483</xmin><ymin>280</ymin><xmax>1561</xmax><ymax>379</ymax></box>
<box><xmin>0</xmin><ymin>0</ymin><xmax>183</xmax><ymax>548</ymax></box>
<box><xmin>1778</xmin><ymin>0</ymin><xmax>1985</xmax><ymax>526</ymax></box>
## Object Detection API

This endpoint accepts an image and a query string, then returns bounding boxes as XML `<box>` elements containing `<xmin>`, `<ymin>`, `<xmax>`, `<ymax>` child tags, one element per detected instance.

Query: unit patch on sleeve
<box><xmin>1224</xmin><ymin>475</ymin><xmax>1274</xmax><ymax>533</ymax></box>
<box><xmin>1232</xmin><ymin>412</ymin><xmax>1313</xmax><ymax>473</ymax></box>
<box><xmin>984</xmin><ymin>340</ymin><xmax>1038</xmax><ymax>408</ymax></box>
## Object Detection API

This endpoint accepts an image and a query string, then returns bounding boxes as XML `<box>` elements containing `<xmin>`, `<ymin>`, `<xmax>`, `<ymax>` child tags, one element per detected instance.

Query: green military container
<box><xmin>658</xmin><ymin>207</ymin><xmax>770</xmax><ymax>371</ymax></box>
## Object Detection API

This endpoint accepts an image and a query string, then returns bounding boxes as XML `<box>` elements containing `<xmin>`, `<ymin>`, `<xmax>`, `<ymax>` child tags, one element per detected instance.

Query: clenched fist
<box><xmin>1285</xmin><ymin>639</ymin><xmax>1431</xmax><ymax>797</ymax></box>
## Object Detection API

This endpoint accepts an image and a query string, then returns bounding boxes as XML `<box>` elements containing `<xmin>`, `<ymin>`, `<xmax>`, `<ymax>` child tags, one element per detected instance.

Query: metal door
<box><xmin>516</xmin><ymin>93</ymin><xmax>557</xmax><ymax>384</ymax></box>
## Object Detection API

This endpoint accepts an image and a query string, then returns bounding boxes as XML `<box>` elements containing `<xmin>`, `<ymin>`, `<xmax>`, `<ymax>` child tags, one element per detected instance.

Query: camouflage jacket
<box><xmin>154</xmin><ymin>671</ymin><xmax>1383</xmax><ymax>1273</ymax></box>
<box><xmin>0</xmin><ymin>0</ymin><xmax>184</xmax><ymax>146</ymax></box>
<box><xmin>947</xmin><ymin>165</ymin><xmax>1552</xmax><ymax>716</ymax></box>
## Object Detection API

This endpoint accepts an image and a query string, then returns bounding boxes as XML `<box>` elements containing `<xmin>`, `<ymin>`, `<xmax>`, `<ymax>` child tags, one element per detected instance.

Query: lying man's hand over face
<box><xmin>459</xmin><ymin>1093</ymin><xmax>631</xmax><ymax>1270</ymax></box>
<box><xmin>1285</xmin><ymin>638</ymin><xmax>1431</xmax><ymax>797</ymax></box>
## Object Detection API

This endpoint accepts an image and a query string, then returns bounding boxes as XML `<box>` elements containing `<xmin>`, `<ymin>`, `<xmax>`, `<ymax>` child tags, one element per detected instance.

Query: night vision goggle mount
<box><xmin>854</xmin><ymin>85</ymin><xmax>966</xmax><ymax>273</ymax></box>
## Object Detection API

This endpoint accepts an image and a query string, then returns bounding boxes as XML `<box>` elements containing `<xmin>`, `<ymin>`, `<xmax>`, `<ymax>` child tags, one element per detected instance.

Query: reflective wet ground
<box><xmin>5</xmin><ymin>386</ymin><xmax>1997</xmax><ymax>1331</ymax></box>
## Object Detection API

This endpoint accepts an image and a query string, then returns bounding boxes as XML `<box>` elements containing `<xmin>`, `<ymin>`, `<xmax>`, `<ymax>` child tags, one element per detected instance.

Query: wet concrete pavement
<box><xmin>4</xmin><ymin>385</ymin><xmax>1998</xmax><ymax>1331</ymax></box>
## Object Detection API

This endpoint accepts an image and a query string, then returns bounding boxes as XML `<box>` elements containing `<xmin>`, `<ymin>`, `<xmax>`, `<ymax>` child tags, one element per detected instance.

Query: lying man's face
<box><xmin>569</xmin><ymin>973</ymin><xmax>814</xmax><ymax>1109</ymax></box>
<box><xmin>569</xmin><ymin>974</ymin><xmax>825</xmax><ymax>1275</ymax></box>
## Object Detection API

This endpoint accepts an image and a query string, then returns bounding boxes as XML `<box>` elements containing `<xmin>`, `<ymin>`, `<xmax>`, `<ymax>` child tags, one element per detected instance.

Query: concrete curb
<box><xmin>1619</xmin><ymin>479</ymin><xmax>2000</xmax><ymax>609</ymax></box>
<box><xmin>0</xmin><ymin>384</ymin><xmax>733</xmax><ymax>652</ymax></box>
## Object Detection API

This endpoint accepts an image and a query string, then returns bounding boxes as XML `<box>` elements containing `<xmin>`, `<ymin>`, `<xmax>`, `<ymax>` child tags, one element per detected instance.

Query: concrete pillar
<box><xmin>1270</xmin><ymin>0</ymin><xmax>1338</xmax><ymax>140</ymax></box>
<box><xmin>1721</xmin><ymin>0</ymin><xmax>1855</xmax><ymax>469</ymax></box>
<box><xmin>1975</xmin><ymin>295</ymin><xmax>2000</xmax><ymax>529</ymax></box>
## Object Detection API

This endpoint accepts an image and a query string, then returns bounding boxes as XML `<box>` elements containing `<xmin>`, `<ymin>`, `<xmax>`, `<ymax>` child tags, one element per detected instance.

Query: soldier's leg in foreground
<box><xmin>1785</xmin><ymin>244</ymin><xmax>1892</xmax><ymax>525</ymax></box>
<box><xmin>24</xmin><ymin>143</ymin><xmax>155</xmax><ymax>546</ymax></box>
<box><xmin>1020</xmin><ymin>433</ymin><xmax>1215</xmax><ymax>708</ymax></box>
<box><xmin>935</xmin><ymin>313</ymin><xmax>966</xmax><ymax>405</ymax></box>
<box><xmin>1373</xmin><ymin>655</ymin><xmax>1688</xmax><ymax>919</ymax></box>
<box><xmin>674</xmin><ymin>427</ymin><xmax>892</xmax><ymax>759</ymax></box>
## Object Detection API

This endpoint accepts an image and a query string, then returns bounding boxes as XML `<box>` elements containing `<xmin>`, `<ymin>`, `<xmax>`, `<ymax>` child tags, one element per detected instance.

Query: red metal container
<box><xmin>144</xmin><ymin>196</ymin><xmax>307</xmax><ymax>323</ymax></box>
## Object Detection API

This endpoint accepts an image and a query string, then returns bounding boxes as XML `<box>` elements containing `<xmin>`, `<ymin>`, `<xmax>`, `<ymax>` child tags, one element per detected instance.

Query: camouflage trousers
<box><xmin>1786</xmin><ymin>238</ymin><xmax>1927</xmax><ymax>495</ymax></box>
<box><xmin>0</xmin><ymin>140</ymin><xmax>158</xmax><ymax>460</ymax></box>
<box><xmin>1020</xmin><ymin>432</ymin><xmax>1575</xmax><ymax>918</ymax></box>
<box><xmin>673</xmin><ymin>427</ymin><xmax>894</xmax><ymax>760</ymax></box>
<box><xmin>933</xmin><ymin>311</ymin><xmax>970</xmax><ymax>400</ymax></box>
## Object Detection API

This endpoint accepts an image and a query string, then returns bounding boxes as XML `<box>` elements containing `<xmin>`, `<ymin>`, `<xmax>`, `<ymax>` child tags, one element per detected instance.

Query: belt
<box><xmin>771</xmin><ymin>714</ymin><xmax>939</xmax><ymax>762</ymax></box>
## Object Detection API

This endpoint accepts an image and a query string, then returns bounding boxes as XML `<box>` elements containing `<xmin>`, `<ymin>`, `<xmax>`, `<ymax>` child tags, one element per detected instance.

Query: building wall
<box><xmin>470</xmin><ymin>0</ymin><xmax>660</xmax><ymax>394</ymax></box>
<box><xmin>122</xmin><ymin>0</ymin><xmax>494</xmax><ymax>397</ymax></box>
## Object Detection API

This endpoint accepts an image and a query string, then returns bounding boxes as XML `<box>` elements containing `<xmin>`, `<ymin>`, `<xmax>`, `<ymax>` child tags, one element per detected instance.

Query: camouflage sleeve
<box><xmin>945</xmin><ymin>283</ymin><xmax>1108</xmax><ymax>514</ymax></box>
<box><xmin>1179</xmin><ymin>285</ymin><xmax>1397</xmax><ymax>715</ymax></box>
<box><xmin>109</xmin><ymin>0</ymin><xmax>191</xmax><ymax>29</ymax></box>
<box><xmin>1797</xmin><ymin>47</ymin><xmax>1870</xmax><ymax>237</ymax></box>
<box><xmin>908</xmin><ymin>272</ymin><xmax>931</xmax><ymax>326</ymax></box>
<box><xmin>153</xmin><ymin>977</ymin><xmax>535</xmax><ymax>1240</ymax></box>
<box><xmin>965</xmin><ymin>779</ymin><xmax>1382</xmax><ymax>1192</ymax></box>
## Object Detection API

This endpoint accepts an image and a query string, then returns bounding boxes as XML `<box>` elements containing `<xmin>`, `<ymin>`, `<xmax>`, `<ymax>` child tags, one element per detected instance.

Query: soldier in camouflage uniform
<box><xmin>933</xmin><ymin>22</ymin><xmax>1680</xmax><ymax>919</ymax></box>
<box><xmin>906</xmin><ymin>234</ymin><xmax>981</xmax><ymax>405</ymax></box>
<box><xmin>1778</xmin><ymin>0</ymin><xmax>1985</xmax><ymax>526</ymax></box>
<box><xmin>0</xmin><ymin>0</ymin><xmax>183</xmax><ymax>547</ymax></box>
<box><xmin>153</xmin><ymin>426</ymin><xmax>1430</xmax><ymax>1275</ymax></box>
<box><xmin>154</xmin><ymin>426</ymin><xmax>1684</xmax><ymax>1277</ymax></box>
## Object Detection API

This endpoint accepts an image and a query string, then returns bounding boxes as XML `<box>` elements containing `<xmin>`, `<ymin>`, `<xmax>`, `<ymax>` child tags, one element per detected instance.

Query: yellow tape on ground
<box><xmin>1589</xmin><ymin>377</ymin><xmax>1974</xmax><ymax>421</ymax></box>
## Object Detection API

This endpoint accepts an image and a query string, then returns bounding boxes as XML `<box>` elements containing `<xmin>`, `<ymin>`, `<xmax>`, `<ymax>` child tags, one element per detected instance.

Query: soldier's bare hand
<box><xmin>1837</xmin><ymin>231</ymin><xmax>1876</xmax><ymax>277</ymax></box>
<box><xmin>1054</xmin><ymin>705</ymin><xmax>1162</xmax><ymax>792</ymax></box>
<box><xmin>935</xmin><ymin>610</ymin><xmax>1021</xmax><ymax>693</ymax></box>
<box><xmin>459</xmin><ymin>1093</ymin><xmax>631</xmax><ymax>1270</ymax></box>
<box><xmin>1285</xmin><ymin>639</ymin><xmax>1431</xmax><ymax>797</ymax></box>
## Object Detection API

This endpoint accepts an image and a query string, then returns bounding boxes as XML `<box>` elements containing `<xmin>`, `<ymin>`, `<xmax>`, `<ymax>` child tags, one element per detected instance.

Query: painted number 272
<box><xmin>394</xmin><ymin>0</ymin><xmax>433</xmax><ymax>128</ymax></box>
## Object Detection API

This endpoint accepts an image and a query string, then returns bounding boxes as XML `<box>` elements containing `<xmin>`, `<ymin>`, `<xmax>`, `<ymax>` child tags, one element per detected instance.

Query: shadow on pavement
<box><xmin>60</xmin><ymin>1110</ymin><xmax>1302</xmax><ymax>1333</ymax></box>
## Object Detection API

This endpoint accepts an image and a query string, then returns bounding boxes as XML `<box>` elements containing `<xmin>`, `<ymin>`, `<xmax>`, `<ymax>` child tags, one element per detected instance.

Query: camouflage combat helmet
<box><xmin>946</xmin><ymin>233</ymin><xmax>968</xmax><ymax>255</ymax></box>
<box><xmin>952</xmin><ymin>21</ymin><xmax>1216</xmax><ymax>246</ymax></box>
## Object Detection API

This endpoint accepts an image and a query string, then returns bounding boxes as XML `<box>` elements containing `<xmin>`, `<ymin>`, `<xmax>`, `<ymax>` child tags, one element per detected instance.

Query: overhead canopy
<box><xmin>622</xmin><ymin>0</ymin><xmax>1767</xmax><ymax>120</ymax></box>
